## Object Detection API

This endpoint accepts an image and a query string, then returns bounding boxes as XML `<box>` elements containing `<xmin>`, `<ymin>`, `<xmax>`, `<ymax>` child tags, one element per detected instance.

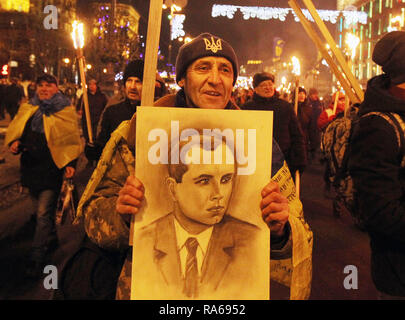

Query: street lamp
<box><xmin>166</xmin><ymin>3</ymin><xmax>184</xmax><ymax>68</ymax></box>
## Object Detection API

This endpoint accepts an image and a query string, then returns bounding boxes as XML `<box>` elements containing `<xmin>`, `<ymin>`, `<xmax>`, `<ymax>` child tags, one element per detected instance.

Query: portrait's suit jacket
<box><xmin>132</xmin><ymin>213</ymin><xmax>266</xmax><ymax>299</ymax></box>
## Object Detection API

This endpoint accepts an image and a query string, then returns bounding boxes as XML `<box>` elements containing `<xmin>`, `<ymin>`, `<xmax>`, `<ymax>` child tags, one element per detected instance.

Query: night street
<box><xmin>0</xmin><ymin>114</ymin><xmax>379</xmax><ymax>300</ymax></box>
<box><xmin>1</xmin><ymin>0</ymin><xmax>400</xmax><ymax>302</ymax></box>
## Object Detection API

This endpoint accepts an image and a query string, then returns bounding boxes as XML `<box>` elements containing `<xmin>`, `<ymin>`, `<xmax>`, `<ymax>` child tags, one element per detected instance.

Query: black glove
<box><xmin>84</xmin><ymin>143</ymin><xmax>102</xmax><ymax>161</ymax></box>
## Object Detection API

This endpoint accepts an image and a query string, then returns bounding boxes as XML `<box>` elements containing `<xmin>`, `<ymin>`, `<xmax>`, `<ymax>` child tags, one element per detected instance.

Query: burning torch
<box><xmin>71</xmin><ymin>20</ymin><xmax>93</xmax><ymax>144</ymax></box>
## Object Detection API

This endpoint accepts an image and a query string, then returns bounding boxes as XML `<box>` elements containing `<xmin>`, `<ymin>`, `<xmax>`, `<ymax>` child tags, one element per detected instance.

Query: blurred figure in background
<box><xmin>295</xmin><ymin>87</ymin><xmax>316</xmax><ymax>165</ymax></box>
<box><xmin>4</xmin><ymin>78</ymin><xmax>25</xmax><ymax>120</ymax></box>
<box><xmin>0</xmin><ymin>78</ymin><xmax>7</xmax><ymax>120</ymax></box>
<box><xmin>308</xmin><ymin>88</ymin><xmax>323</xmax><ymax>162</ymax></box>
<box><xmin>76</xmin><ymin>79</ymin><xmax>107</xmax><ymax>158</ymax></box>
<box><xmin>243</xmin><ymin>72</ymin><xmax>307</xmax><ymax>178</ymax></box>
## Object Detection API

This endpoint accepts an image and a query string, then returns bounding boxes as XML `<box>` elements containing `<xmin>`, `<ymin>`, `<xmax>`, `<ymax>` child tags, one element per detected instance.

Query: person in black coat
<box><xmin>243</xmin><ymin>72</ymin><xmax>307</xmax><ymax>176</ymax></box>
<box><xmin>0</xmin><ymin>78</ymin><xmax>7</xmax><ymax>119</ymax></box>
<box><xmin>85</xmin><ymin>60</ymin><xmax>144</xmax><ymax>161</ymax></box>
<box><xmin>348</xmin><ymin>31</ymin><xmax>405</xmax><ymax>299</ymax></box>
<box><xmin>76</xmin><ymin>79</ymin><xmax>107</xmax><ymax>145</ymax></box>
<box><xmin>293</xmin><ymin>87</ymin><xmax>316</xmax><ymax>162</ymax></box>
<box><xmin>4</xmin><ymin>78</ymin><xmax>25</xmax><ymax>119</ymax></box>
<box><xmin>307</xmin><ymin>87</ymin><xmax>323</xmax><ymax>161</ymax></box>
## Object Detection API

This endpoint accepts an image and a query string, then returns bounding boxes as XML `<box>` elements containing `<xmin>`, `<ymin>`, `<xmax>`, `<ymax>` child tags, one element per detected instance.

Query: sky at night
<box><xmin>76</xmin><ymin>1</ymin><xmax>340</xmax><ymax>72</ymax></box>
<box><xmin>131</xmin><ymin>0</ymin><xmax>339</xmax><ymax>73</ymax></box>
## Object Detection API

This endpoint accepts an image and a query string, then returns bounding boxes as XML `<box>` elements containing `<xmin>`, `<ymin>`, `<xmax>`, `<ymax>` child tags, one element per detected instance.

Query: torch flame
<box><xmin>345</xmin><ymin>33</ymin><xmax>360</xmax><ymax>59</ymax></box>
<box><xmin>292</xmin><ymin>56</ymin><xmax>300</xmax><ymax>76</ymax></box>
<box><xmin>71</xmin><ymin>20</ymin><xmax>84</xmax><ymax>49</ymax></box>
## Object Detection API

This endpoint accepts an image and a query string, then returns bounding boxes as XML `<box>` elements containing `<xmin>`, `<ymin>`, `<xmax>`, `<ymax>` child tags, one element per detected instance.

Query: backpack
<box><xmin>320</xmin><ymin>107</ymin><xmax>405</xmax><ymax>224</ymax></box>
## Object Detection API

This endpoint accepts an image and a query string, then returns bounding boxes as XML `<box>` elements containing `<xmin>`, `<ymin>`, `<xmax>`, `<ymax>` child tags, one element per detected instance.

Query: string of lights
<box><xmin>211</xmin><ymin>4</ymin><xmax>368</xmax><ymax>25</ymax></box>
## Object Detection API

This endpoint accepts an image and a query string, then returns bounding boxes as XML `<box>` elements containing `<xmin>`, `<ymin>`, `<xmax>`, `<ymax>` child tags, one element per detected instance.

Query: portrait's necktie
<box><xmin>184</xmin><ymin>237</ymin><xmax>199</xmax><ymax>298</ymax></box>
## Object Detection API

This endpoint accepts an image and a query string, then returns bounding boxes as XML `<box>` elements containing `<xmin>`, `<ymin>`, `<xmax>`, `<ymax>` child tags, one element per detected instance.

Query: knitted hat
<box><xmin>123</xmin><ymin>59</ymin><xmax>144</xmax><ymax>84</ymax></box>
<box><xmin>298</xmin><ymin>87</ymin><xmax>306</xmax><ymax>95</ymax></box>
<box><xmin>372</xmin><ymin>31</ymin><xmax>405</xmax><ymax>85</ymax></box>
<box><xmin>175</xmin><ymin>33</ymin><xmax>239</xmax><ymax>85</ymax></box>
<box><xmin>253</xmin><ymin>72</ymin><xmax>275</xmax><ymax>88</ymax></box>
<box><xmin>36</xmin><ymin>74</ymin><xmax>58</xmax><ymax>85</ymax></box>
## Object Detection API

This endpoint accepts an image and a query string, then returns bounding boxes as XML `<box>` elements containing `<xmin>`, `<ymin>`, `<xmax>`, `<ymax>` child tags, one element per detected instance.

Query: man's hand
<box><xmin>260</xmin><ymin>181</ymin><xmax>289</xmax><ymax>237</ymax></box>
<box><xmin>116</xmin><ymin>176</ymin><xmax>145</xmax><ymax>218</ymax></box>
<box><xmin>64</xmin><ymin>166</ymin><xmax>75</xmax><ymax>179</ymax></box>
<box><xmin>9</xmin><ymin>140</ymin><xmax>21</xmax><ymax>155</ymax></box>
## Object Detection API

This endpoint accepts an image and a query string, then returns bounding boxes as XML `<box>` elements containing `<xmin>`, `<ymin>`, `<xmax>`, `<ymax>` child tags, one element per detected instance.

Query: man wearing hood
<box><xmin>5</xmin><ymin>74</ymin><xmax>82</xmax><ymax>277</ymax></box>
<box><xmin>349</xmin><ymin>31</ymin><xmax>405</xmax><ymax>298</ymax></box>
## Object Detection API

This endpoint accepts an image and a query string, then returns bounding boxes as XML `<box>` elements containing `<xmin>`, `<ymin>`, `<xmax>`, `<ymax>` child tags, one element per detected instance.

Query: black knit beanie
<box><xmin>123</xmin><ymin>59</ymin><xmax>144</xmax><ymax>84</ymax></box>
<box><xmin>175</xmin><ymin>33</ymin><xmax>239</xmax><ymax>85</ymax></box>
<box><xmin>372</xmin><ymin>31</ymin><xmax>405</xmax><ymax>85</ymax></box>
<box><xmin>36</xmin><ymin>74</ymin><xmax>58</xmax><ymax>85</ymax></box>
<box><xmin>253</xmin><ymin>72</ymin><xmax>275</xmax><ymax>88</ymax></box>
<box><xmin>298</xmin><ymin>87</ymin><xmax>306</xmax><ymax>95</ymax></box>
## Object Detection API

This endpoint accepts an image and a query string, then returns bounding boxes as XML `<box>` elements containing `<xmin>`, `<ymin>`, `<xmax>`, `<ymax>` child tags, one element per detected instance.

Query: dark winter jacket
<box><xmin>84</xmin><ymin>98</ymin><xmax>141</xmax><ymax>161</ymax></box>
<box><xmin>308</xmin><ymin>98</ymin><xmax>323</xmax><ymax>152</ymax></box>
<box><xmin>4</xmin><ymin>83</ymin><xmax>25</xmax><ymax>106</ymax></box>
<box><xmin>243</xmin><ymin>93</ymin><xmax>307</xmax><ymax>173</ymax></box>
<box><xmin>348</xmin><ymin>74</ymin><xmax>405</xmax><ymax>296</ymax></box>
<box><xmin>96</xmin><ymin>98</ymin><xmax>140</xmax><ymax>149</ymax></box>
<box><xmin>297</xmin><ymin>100</ymin><xmax>313</xmax><ymax>153</ymax></box>
<box><xmin>20</xmin><ymin>117</ymin><xmax>64</xmax><ymax>192</ymax></box>
<box><xmin>77</xmin><ymin>87</ymin><xmax>108</xmax><ymax>142</ymax></box>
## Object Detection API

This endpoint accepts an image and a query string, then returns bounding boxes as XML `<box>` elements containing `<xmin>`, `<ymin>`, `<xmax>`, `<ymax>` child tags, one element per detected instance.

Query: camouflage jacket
<box><xmin>76</xmin><ymin>94</ymin><xmax>313</xmax><ymax>300</ymax></box>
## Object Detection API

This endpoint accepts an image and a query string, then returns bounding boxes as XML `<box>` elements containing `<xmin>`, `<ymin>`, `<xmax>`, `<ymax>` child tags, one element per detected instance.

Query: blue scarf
<box><xmin>30</xmin><ymin>92</ymin><xmax>71</xmax><ymax>133</ymax></box>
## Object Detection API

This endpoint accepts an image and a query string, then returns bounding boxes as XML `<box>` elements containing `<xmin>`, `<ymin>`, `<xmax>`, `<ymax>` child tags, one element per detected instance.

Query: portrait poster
<box><xmin>131</xmin><ymin>107</ymin><xmax>273</xmax><ymax>300</ymax></box>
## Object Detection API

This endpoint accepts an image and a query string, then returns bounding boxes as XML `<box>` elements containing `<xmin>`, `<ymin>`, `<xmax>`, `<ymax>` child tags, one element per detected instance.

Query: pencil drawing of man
<box><xmin>132</xmin><ymin>132</ymin><xmax>263</xmax><ymax>299</ymax></box>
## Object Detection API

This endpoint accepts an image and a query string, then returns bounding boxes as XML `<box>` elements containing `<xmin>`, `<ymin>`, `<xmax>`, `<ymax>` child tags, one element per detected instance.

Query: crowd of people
<box><xmin>2</xmin><ymin>30</ymin><xmax>405</xmax><ymax>300</ymax></box>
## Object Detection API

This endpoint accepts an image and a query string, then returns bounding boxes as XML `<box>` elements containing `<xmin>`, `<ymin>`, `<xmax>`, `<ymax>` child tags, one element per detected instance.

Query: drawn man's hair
<box><xmin>168</xmin><ymin>130</ymin><xmax>236</xmax><ymax>183</ymax></box>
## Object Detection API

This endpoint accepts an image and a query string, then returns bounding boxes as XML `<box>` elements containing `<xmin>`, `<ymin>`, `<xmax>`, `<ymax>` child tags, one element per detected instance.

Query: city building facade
<box><xmin>337</xmin><ymin>0</ymin><xmax>405</xmax><ymax>87</ymax></box>
<box><xmin>0</xmin><ymin>0</ymin><xmax>77</xmax><ymax>80</ymax></box>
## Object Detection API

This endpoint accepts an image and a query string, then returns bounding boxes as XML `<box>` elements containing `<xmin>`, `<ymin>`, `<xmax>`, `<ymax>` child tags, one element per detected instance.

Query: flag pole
<box><xmin>129</xmin><ymin>0</ymin><xmax>163</xmax><ymax>249</ymax></box>
<box><xmin>292</xmin><ymin>56</ymin><xmax>301</xmax><ymax>198</ymax></box>
<box><xmin>140</xmin><ymin>0</ymin><xmax>163</xmax><ymax>108</ymax></box>
<box><xmin>302</xmin><ymin>0</ymin><xmax>364</xmax><ymax>102</ymax></box>
<box><xmin>288</xmin><ymin>0</ymin><xmax>362</xmax><ymax>104</ymax></box>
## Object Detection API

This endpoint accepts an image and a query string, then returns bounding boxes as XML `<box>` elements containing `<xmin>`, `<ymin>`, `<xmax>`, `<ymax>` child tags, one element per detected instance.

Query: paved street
<box><xmin>0</xmin><ymin>115</ymin><xmax>379</xmax><ymax>300</ymax></box>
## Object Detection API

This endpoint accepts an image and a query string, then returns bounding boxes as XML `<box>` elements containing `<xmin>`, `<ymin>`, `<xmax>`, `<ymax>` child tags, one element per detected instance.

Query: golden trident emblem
<box><xmin>204</xmin><ymin>37</ymin><xmax>222</xmax><ymax>53</ymax></box>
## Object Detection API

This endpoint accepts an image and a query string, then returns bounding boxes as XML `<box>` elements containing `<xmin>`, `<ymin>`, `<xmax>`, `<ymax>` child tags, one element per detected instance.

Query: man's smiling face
<box><xmin>179</xmin><ymin>56</ymin><xmax>234</xmax><ymax>109</ymax></box>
